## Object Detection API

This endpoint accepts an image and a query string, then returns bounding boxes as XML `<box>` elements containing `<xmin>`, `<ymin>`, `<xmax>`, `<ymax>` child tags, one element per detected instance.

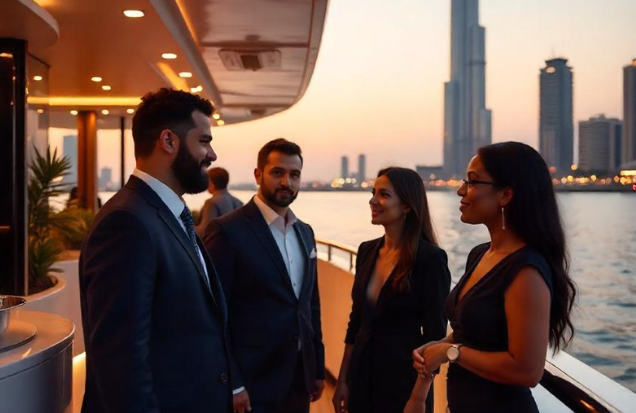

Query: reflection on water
<box><xmin>117</xmin><ymin>190</ymin><xmax>636</xmax><ymax>391</ymax></box>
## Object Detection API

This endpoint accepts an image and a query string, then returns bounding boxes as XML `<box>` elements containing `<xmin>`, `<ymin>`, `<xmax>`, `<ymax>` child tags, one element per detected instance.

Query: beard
<box><xmin>171</xmin><ymin>143</ymin><xmax>210</xmax><ymax>194</ymax></box>
<box><xmin>261</xmin><ymin>184</ymin><xmax>298</xmax><ymax>208</ymax></box>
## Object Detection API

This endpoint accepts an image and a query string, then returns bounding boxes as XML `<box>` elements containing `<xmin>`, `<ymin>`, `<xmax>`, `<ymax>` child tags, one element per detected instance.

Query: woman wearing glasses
<box><xmin>333</xmin><ymin>167</ymin><xmax>451</xmax><ymax>413</ymax></box>
<box><xmin>413</xmin><ymin>142</ymin><xmax>577</xmax><ymax>413</ymax></box>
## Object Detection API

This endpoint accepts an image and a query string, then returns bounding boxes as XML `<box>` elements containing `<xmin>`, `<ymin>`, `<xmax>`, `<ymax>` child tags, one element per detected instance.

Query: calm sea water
<box><xmin>104</xmin><ymin>189</ymin><xmax>636</xmax><ymax>392</ymax></box>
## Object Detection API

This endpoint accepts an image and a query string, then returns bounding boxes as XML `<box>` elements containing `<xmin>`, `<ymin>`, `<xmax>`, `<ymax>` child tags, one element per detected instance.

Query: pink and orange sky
<box><xmin>50</xmin><ymin>0</ymin><xmax>636</xmax><ymax>184</ymax></box>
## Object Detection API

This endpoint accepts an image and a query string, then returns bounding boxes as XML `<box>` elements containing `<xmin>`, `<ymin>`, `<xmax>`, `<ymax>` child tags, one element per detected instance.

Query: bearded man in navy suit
<box><xmin>203</xmin><ymin>139</ymin><xmax>326</xmax><ymax>413</ymax></box>
<box><xmin>80</xmin><ymin>88</ymin><xmax>234</xmax><ymax>413</ymax></box>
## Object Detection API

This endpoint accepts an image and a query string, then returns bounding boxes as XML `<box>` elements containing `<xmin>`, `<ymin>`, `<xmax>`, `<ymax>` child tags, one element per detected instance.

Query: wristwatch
<box><xmin>447</xmin><ymin>344</ymin><xmax>463</xmax><ymax>363</ymax></box>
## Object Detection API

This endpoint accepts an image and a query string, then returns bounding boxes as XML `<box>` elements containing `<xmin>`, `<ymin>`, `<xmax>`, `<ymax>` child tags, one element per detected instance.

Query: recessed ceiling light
<box><xmin>37</xmin><ymin>109</ymin><xmax>44</xmax><ymax>114</ymax></box>
<box><xmin>91</xmin><ymin>77</ymin><xmax>102</xmax><ymax>82</ymax></box>
<box><xmin>102</xmin><ymin>85</ymin><xmax>112</xmax><ymax>91</ymax></box>
<box><xmin>190</xmin><ymin>85</ymin><xmax>203</xmax><ymax>93</ymax></box>
<box><xmin>162</xmin><ymin>53</ymin><xmax>177</xmax><ymax>59</ymax></box>
<box><xmin>217</xmin><ymin>120</ymin><xmax>225</xmax><ymax>126</ymax></box>
<box><xmin>70</xmin><ymin>110</ymin><xmax>78</xmax><ymax>116</ymax></box>
<box><xmin>213</xmin><ymin>113</ymin><xmax>220</xmax><ymax>120</ymax></box>
<box><xmin>33</xmin><ymin>76</ymin><xmax>43</xmax><ymax>81</ymax></box>
<box><xmin>127</xmin><ymin>108</ymin><xmax>135</xmax><ymax>114</ymax></box>
<box><xmin>101</xmin><ymin>109</ymin><xmax>109</xmax><ymax>115</ymax></box>
<box><xmin>123</xmin><ymin>10</ymin><xmax>144</xmax><ymax>18</ymax></box>
<box><xmin>178</xmin><ymin>72</ymin><xmax>192</xmax><ymax>78</ymax></box>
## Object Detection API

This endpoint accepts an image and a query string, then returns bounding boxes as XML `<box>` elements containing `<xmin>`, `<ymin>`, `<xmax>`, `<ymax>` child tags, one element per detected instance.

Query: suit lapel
<box><xmin>244</xmin><ymin>201</ymin><xmax>296</xmax><ymax>296</ymax></box>
<box><xmin>198</xmin><ymin>238</ymin><xmax>226</xmax><ymax>318</ymax></box>
<box><xmin>157</xmin><ymin>208</ymin><xmax>217</xmax><ymax>301</ymax></box>
<box><xmin>293</xmin><ymin>223</ymin><xmax>313</xmax><ymax>298</ymax></box>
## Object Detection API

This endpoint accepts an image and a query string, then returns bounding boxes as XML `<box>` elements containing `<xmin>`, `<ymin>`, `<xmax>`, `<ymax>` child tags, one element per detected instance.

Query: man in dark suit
<box><xmin>203</xmin><ymin>139</ymin><xmax>325</xmax><ymax>413</ymax></box>
<box><xmin>79</xmin><ymin>88</ymin><xmax>233</xmax><ymax>413</ymax></box>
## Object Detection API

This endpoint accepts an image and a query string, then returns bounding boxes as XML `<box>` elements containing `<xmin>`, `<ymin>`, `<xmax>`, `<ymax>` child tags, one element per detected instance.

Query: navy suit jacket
<box><xmin>79</xmin><ymin>176</ymin><xmax>233</xmax><ymax>413</ymax></box>
<box><xmin>203</xmin><ymin>199</ymin><xmax>326</xmax><ymax>403</ymax></box>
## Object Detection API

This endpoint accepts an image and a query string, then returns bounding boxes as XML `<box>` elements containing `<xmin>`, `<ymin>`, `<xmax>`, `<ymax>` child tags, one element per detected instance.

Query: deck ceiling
<box><xmin>16</xmin><ymin>0</ymin><xmax>328</xmax><ymax>126</ymax></box>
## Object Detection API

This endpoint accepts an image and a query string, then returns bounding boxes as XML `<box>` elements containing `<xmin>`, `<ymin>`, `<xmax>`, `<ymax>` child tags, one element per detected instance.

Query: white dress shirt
<box><xmin>253</xmin><ymin>195</ymin><xmax>305</xmax><ymax>298</ymax></box>
<box><xmin>132</xmin><ymin>169</ymin><xmax>209</xmax><ymax>281</ymax></box>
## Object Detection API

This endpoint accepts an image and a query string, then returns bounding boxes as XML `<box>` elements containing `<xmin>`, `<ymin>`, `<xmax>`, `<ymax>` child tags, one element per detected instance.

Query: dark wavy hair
<box><xmin>257</xmin><ymin>138</ymin><xmax>303</xmax><ymax>170</ymax></box>
<box><xmin>377</xmin><ymin>167</ymin><xmax>438</xmax><ymax>292</ymax></box>
<box><xmin>132</xmin><ymin>88</ymin><xmax>214</xmax><ymax>158</ymax></box>
<box><xmin>477</xmin><ymin>141</ymin><xmax>576</xmax><ymax>352</ymax></box>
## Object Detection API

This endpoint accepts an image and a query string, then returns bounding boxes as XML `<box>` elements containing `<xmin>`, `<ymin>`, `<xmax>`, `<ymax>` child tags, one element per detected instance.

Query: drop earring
<box><xmin>501</xmin><ymin>206</ymin><xmax>506</xmax><ymax>230</ymax></box>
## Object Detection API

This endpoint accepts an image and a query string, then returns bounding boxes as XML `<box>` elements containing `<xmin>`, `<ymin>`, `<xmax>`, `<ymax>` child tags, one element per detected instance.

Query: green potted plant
<box><xmin>27</xmin><ymin>146</ymin><xmax>93</xmax><ymax>294</ymax></box>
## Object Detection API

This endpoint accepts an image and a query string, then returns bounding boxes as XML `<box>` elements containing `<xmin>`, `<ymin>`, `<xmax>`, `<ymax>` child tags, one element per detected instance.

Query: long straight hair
<box><xmin>377</xmin><ymin>167</ymin><xmax>438</xmax><ymax>292</ymax></box>
<box><xmin>477</xmin><ymin>142</ymin><xmax>576</xmax><ymax>352</ymax></box>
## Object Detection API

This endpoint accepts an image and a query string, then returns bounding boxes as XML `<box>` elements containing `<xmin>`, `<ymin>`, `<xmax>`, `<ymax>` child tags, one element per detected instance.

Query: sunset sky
<box><xmin>50</xmin><ymin>0</ymin><xmax>636</xmax><ymax>184</ymax></box>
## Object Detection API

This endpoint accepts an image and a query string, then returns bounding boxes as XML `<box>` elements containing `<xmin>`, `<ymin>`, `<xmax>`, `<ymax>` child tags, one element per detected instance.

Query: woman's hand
<box><xmin>412</xmin><ymin>341</ymin><xmax>439</xmax><ymax>377</ymax></box>
<box><xmin>332</xmin><ymin>380</ymin><xmax>350</xmax><ymax>413</ymax></box>
<box><xmin>423</xmin><ymin>343</ymin><xmax>451</xmax><ymax>376</ymax></box>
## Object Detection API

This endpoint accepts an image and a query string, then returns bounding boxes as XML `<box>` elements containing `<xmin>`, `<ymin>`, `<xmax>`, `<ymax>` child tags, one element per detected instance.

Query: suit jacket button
<box><xmin>220</xmin><ymin>373</ymin><xmax>228</xmax><ymax>383</ymax></box>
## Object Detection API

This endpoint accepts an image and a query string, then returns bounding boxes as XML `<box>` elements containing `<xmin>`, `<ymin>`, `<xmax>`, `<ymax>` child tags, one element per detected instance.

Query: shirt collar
<box><xmin>253</xmin><ymin>194</ymin><xmax>298</xmax><ymax>229</ymax></box>
<box><xmin>133</xmin><ymin>168</ymin><xmax>186</xmax><ymax>220</ymax></box>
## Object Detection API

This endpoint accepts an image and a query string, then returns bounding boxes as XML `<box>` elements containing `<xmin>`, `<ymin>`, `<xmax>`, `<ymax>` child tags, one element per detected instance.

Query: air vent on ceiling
<box><xmin>219</xmin><ymin>50</ymin><xmax>281</xmax><ymax>71</ymax></box>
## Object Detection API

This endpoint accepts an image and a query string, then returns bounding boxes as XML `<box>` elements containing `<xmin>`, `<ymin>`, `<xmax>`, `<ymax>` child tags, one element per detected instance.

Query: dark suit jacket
<box><xmin>203</xmin><ymin>199</ymin><xmax>326</xmax><ymax>403</ymax></box>
<box><xmin>345</xmin><ymin>237</ymin><xmax>451</xmax><ymax>413</ymax></box>
<box><xmin>79</xmin><ymin>176</ymin><xmax>233</xmax><ymax>413</ymax></box>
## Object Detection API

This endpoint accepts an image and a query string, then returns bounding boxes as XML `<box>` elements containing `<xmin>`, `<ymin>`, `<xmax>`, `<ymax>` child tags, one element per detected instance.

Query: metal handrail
<box><xmin>315</xmin><ymin>238</ymin><xmax>357</xmax><ymax>273</ymax></box>
<box><xmin>314</xmin><ymin>237</ymin><xmax>633</xmax><ymax>413</ymax></box>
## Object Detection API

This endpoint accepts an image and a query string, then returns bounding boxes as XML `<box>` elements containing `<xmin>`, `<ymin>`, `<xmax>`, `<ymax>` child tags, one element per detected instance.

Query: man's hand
<box><xmin>310</xmin><ymin>379</ymin><xmax>326</xmax><ymax>402</ymax></box>
<box><xmin>233</xmin><ymin>389</ymin><xmax>252</xmax><ymax>413</ymax></box>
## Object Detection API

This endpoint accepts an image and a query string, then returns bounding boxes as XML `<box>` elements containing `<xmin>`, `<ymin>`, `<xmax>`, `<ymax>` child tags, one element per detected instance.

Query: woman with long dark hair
<box><xmin>333</xmin><ymin>167</ymin><xmax>451</xmax><ymax>413</ymax></box>
<box><xmin>414</xmin><ymin>142</ymin><xmax>577</xmax><ymax>413</ymax></box>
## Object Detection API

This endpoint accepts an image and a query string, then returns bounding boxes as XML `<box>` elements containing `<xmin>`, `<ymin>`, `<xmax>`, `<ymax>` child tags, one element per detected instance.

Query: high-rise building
<box><xmin>341</xmin><ymin>156</ymin><xmax>349</xmax><ymax>179</ymax></box>
<box><xmin>578</xmin><ymin>115</ymin><xmax>622</xmax><ymax>173</ymax></box>
<box><xmin>443</xmin><ymin>0</ymin><xmax>492</xmax><ymax>177</ymax></box>
<box><xmin>62</xmin><ymin>135</ymin><xmax>78</xmax><ymax>184</ymax></box>
<box><xmin>357</xmin><ymin>154</ymin><xmax>366</xmax><ymax>184</ymax></box>
<box><xmin>540</xmin><ymin>58</ymin><xmax>574</xmax><ymax>174</ymax></box>
<box><xmin>623</xmin><ymin>58</ymin><xmax>636</xmax><ymax>166</ymax></box>
<box><xmin>99</xmin><ymin>167</ymin><xmax>113</xmax><ymax>191</ymax></box>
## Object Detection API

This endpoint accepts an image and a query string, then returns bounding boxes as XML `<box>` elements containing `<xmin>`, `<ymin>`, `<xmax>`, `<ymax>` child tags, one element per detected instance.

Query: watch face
<box><xmin>448</xmin><ymin>346</ymin><xmax>459</xmax><ymax>361</ymax></box>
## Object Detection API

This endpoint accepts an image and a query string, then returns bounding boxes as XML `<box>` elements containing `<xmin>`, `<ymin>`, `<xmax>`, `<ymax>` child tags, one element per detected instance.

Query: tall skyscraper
<box><xmin>99</xmin><ymin>167</ymin><xmax>113</xmax><ymax>191</ymax></box>
<box><xmin>623</xmin><ymin>58</ymin><xmax>636</xmax><ymax>166</ymax></box>
<box><xmin>341</xmin><ymin>156</ymin><xmax>349</xmax><ymax>179</ymax></box>
<box><xmin>443</xmin><ymin>0</ymin><xmax>492</xmax><ymax>177</ymax></box>
<box><xmin>62</xmin><ymin>135</ymin><xmax>78</xmax><ymax>184</ymax></box>
<box><xmin>579</xmin><ymin>115</ymin><xmax>622</xmax><ymax>172</ymax></box>
<box><xmin>540</xmin><ymin>58</ymin><xmax>574</xmax><ymax>174</ymax></box>
<box><xmin>357</xmin><ymin>154</ymin><xmax>366</xmax><ymax>184</ymax></box>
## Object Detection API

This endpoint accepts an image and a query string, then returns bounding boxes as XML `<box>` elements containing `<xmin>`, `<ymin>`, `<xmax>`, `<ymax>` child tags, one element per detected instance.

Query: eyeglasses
<box><xmin>462</xmin><ymin>179</ymin><xmax>499</xmax><ymax>188</ymax></box>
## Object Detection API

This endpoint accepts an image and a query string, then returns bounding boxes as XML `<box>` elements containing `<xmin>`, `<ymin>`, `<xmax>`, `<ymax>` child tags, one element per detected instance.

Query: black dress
<box><xmin>345</xmin><ymin>237</ymin><xmax>451</xmax><ymax>413</ymax></box>
<box><xmin>445</xmin><ymin>243</ymin><xmax>553</xmax><ymax>413</ymax></box>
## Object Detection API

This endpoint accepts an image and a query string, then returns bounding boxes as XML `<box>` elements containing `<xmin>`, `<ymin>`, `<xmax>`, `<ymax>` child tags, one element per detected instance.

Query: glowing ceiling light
<box><xmin>70</xmin><ymin>110</ymin><xmax>78</xmax><ymax>116</ymax></box>
<box><xmin>127</xmin><ymin>109</ymin><xmax>135</xmax><ymax>114</ymax></box>
<box><xmin>91</xmin><ymin>77</ymin><xmax>102</xmax><ymax>82</ymax></box>
<box><xmin>178</xmin><ymin>72</ymin><xmax>192</xmax><ymax>78</ymax></box>
<box><xmin>102</xmin><ymin>85</ymin><xmax>112</xmax><ymax>91</ymax></box>
<box><xmin>37</xmin><ymin>109</ymin><xmax>44</xmax><ymax>114</ymax></box>
<box><xmin>101</xmin><ymin>110</ymin><xmax>109</xmax><ymax>115</ymax></box>
<box><xmin>213</xmin><ymin>113</ymin><xmax>220</xmax><ymax>120</ymax></box>
<box><xmin>217</xmin><ymin>120</ymin><xmax>225</xmax><ymax>126</ymax></box>
<box><xmin>123</xmin><ymin>10</ymin><xmax>144</xmax><ymax>18</ymax></box>
<box><xmin>190</xmin><ymin>85</ymin><xmax>203</xmax><ymax>93</ymax></box>
<box><xmin>162</xmin><ymin>53</ymin><xmax>177</xmax><ymax>59</ymax></box>
<box><xmin>33</xmin><ymin>76</ymin><xmax>43</xmax><ymax>81</ymax></box>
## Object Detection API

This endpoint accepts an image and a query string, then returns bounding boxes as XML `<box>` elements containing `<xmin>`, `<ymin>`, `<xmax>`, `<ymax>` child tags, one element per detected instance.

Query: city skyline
<box><xmin>48</xmin><ymin>0</ymin><xmax>636</xmax><ymax>183</ymax></box>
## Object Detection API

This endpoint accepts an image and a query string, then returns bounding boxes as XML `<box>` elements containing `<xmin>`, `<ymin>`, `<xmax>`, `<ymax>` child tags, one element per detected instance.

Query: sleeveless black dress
<box><xmin>445</xmin><ymin>243</ymin><xmax>553</xmax><ymax>413</ymax></box>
